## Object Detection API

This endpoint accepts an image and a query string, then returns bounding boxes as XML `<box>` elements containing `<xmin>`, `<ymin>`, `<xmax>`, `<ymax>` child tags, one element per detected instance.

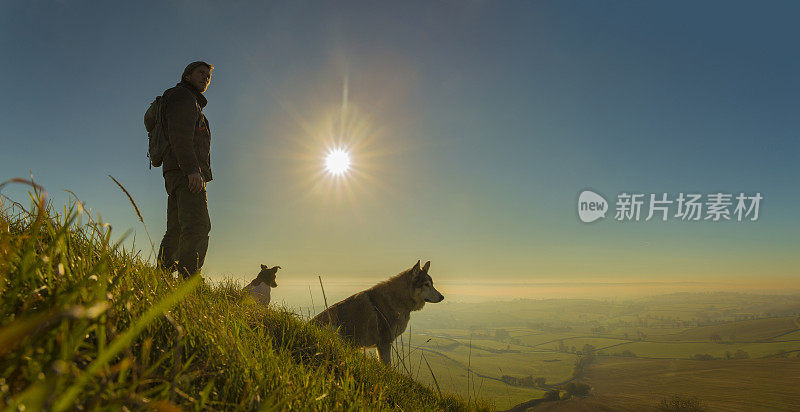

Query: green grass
<box><xmin>0</xmin><ymin>187</ymin><xmax>490</xmax><ymax>411</ymax></box>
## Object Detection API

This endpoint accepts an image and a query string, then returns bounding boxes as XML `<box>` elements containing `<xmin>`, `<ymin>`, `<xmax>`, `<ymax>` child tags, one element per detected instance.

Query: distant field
<box><xmin>412</xmin><ymin>319</ymin><xmax>800</xmax><ymax>409</ymax></box>
<box><xmin>411</xmin><ymin>334</ymin><xmax>576</xmax><ymax>382</ymax></box>
<box><xmin>531</xmin><ymin>357</ymin><xmax>800</xmax><ymax>411</ymax></box>
<box><xmin>397</xmin><ymin>332</ymin><xmax>579</xmax><ymax>409</ymax></box>
<box><xmin>513</xmin><ymin>332</ymin><xmax>577</xmax><ymax>347</ymax></box>
<box><xmin>467</xmin><ymin>350</ymin><xmax>574</xmax><ymax>382</ymax></box>
<box><xmin>600</xmin><ymin>340</ymin><xmax>800</xmax><ymax>359</ymax></box>
<box><xmin>779</xmin><ymin>329</ymin><xmax>800</xmax><ymax>340</ymax></box>
<box><xmin>398</xmin><ymin>348</ymin><xmax>545</xmax><ymax>410</ymax></box>
<box><xmin>406</xmin><ymin>295</ymin><xmax>800</xmax><ymax>409</ymax></box>
<box><xmin>652</xmin><ymin>316</ymin><xmax>800</xmax><ymax>341</ymax></box>
<box><xmin>538</xmin><ymin>337</ymin><xmax>630</xmax><ymax>352</ymax></box>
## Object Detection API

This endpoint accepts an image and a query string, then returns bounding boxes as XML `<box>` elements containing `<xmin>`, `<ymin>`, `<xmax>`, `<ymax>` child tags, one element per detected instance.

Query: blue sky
<box><xmin>1</xmin><ymin>1</ymin><xmax>798</xmax><ymax>297</ymax></box>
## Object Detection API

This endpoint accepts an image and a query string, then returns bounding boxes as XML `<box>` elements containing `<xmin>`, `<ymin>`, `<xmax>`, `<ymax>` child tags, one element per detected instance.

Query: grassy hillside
<box><xmin>0</xmin><ymin>188</ymin><xmax>489</xmax><ymax>411</ymax></box>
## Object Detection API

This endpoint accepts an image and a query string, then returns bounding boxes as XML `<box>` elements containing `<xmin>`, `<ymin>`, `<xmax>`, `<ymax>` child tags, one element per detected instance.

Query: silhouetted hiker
<box><xmin>156</xmin><ymin>61</ymin><xmax>214</xmax><ymax>278</ymax></box>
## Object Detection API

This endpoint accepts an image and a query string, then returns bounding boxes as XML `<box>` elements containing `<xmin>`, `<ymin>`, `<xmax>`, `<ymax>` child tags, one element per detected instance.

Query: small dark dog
<box><xmin>244</xmin><ymin>264</ymin><xmax>281</xmax><ymax>305</ymax></box>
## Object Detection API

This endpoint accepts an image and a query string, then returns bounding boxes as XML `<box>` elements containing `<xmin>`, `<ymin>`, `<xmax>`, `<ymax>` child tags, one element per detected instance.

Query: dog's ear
<box><xmin>412</xmin><ymin>260</ymin><xmax>421</xmax><ymax>272</ymax></box>
<box><xmin>422</xmin><ymin>261</ymin><xmax>430</xmax><ymax>273</ymax></box>
<box><xmin>261</xmin><ymin>264</ymin><xmax>267</xmax><ymax>270</ymax></box>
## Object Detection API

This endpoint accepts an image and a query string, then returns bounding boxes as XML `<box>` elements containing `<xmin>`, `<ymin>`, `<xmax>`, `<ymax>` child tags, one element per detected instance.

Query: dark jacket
<box><xmin>162</xmin><ymin>81</ymin><xmax>212</xmax><ymax>181</ymax></box>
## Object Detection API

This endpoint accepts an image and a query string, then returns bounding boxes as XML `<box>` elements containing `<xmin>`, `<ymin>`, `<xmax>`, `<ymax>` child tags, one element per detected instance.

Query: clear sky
<box><xmin>1</xmin><ymin>1</ymin><xmax>798</xmax><ymax>300</ymax></box>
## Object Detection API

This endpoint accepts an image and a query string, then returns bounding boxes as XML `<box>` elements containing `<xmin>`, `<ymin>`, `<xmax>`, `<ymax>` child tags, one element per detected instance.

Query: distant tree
<box><xmin>775</xmin><ymin>350</ymin><xmax>789</xmax><ymax>358</ymax></box>
<box><xmin>582</xmin><ymin>344</ymin><xmax>596</xmax><ymax>356</ymax></box>
<box><xmin>620</xmin><ymin>350</ymin><xmax>636</xmax><ymax>357</ymax></box>
<box><xmin>571</xmin><ymin>345</ymin><xmax>576</xmax><ymax>353</ymax></box>
<box><xmin>501</xmin><ymin>375</ymin><xmax>532</xmax><ymax>388</ymax></box>
<box><xmin>501</xmin><ymin>375</ymin><xmax>547</xmax><ymax>389</ymax></box>
<box><xmin>709</xmin><ymin>334</ymin><xmax>722</xmax><ymax>343</ymax></box>
<box><xmin>733</xmin><ymin>350</ymin><xmax>749</xmax><ymax>359</ymax></box>
<box><xmin>573</xmin><ymin>355</ymin><xmax>595</xmax><ymax>378</ymax></box>
<box><xmin>692</xmin><ymin>354</ymin><xmax>714</xmax><ymax>361</ymax></box>
<box><xmin>657</xmin><ymin>395</ymin><xmax>708</xmax><ymax>411</ymax></box>
<box><xmin>724</xmin><ymin>351</ymin><xmax>731</xmax><ymax>360</ymax></box>
<box><xmin>557</xmin><ymin>340</ymin><xmax>567</xmax><ymax>353</ymax></box>
<box><xmin>563</xmin><ymin>381</ymin><xmax>591</xmax><ymax>397</ymax></box>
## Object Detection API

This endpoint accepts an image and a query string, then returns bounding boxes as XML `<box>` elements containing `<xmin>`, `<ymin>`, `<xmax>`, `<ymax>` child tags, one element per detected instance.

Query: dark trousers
<box><xmin>157</xmin><ymin>170</ymin><xmax>211</xmax><ymax>277</ymax></box>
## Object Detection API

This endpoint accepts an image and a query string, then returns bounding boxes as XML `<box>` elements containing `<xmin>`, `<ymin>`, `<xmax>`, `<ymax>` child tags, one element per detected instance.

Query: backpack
<box><xmin>144</xmin><ymin>95</ymin><xmax>169</xmax><ymax>168</ymax></box>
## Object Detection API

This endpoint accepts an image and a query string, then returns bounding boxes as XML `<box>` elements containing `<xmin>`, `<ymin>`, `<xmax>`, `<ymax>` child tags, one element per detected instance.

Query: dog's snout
<box><xmin>427</xmin><ymin>292</ymin><xmax>444</xmax><ymax>303</ymax></box>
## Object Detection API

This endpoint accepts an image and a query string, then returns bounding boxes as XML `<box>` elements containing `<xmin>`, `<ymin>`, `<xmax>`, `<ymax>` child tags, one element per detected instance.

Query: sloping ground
<box><xmin>654</xmin><ymin>316</ymin><xmax>800</xmax><ymax>342</ymax></box>
<box><xmin>532</xmin><ymin>357</ymin><xmax>800</xmax><ymax>411</ymax></box>
<box><xmin>0</xmin><ymin>195</ymin><xmax>488</xmax><ymax>411</ymax></box>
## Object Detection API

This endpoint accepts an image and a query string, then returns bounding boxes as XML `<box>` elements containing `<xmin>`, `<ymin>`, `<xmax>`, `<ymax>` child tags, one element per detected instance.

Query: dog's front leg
<box><xmin>377</xmin><ymin>342</ymin><xmax>391</xmax><ymax>366</ymax></box>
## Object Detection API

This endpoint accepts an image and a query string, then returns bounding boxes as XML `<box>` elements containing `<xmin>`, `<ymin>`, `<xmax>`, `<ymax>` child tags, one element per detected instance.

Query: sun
<box><xmin>324</xmin><ymin>148</ymin><xmax>351</xmax><ymax>176</ymax></box>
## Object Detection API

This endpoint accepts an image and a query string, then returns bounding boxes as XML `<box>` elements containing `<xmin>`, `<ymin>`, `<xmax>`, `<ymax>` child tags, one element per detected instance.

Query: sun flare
<box><xmin>324</xmin><ymin>148</ymin><xmax>351</xmax><ymax>176</ymax></box>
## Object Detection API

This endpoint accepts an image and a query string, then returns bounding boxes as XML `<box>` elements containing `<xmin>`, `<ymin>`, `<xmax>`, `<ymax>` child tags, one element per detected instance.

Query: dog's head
<box><xmin>411</xmin><ymin>260</ymin><xmax>444</xmax><ymax>305</ymax></box>
<box><xmin>256</xmin><ymin>264</ymin><xmax>281</xmax><ymax>288</ymax></box>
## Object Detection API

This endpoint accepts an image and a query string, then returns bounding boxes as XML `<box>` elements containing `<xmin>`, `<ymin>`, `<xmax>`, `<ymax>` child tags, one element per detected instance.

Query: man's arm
<box><xmin>164</xmin><ymin>87</ymin><xmax>201</xmax><ymax>176</ymax></box>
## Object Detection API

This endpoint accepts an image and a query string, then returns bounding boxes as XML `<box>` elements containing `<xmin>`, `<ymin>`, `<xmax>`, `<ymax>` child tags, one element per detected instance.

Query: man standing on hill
<box><xmin>157</xmin><ymin>61</ymin><xmax>214</xmax><ymax>278</ymax></box>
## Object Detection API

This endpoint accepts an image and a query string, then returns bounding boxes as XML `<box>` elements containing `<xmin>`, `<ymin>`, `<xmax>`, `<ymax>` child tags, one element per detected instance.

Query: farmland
<box><xmin>531</xmin><ymin>357</ymin><xmax>800</xmax><ymax>411</ymax></box>
<box><xmin>395</xmin><ymin>293</ymin><xmax>800</xmax><ymax>410</ymax></box>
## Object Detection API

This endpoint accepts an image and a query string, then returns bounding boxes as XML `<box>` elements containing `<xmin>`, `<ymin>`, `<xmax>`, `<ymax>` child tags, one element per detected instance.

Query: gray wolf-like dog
<box><xmin>244</xmin><ymin>264</ymin><xmax>281</xmax><ymax>305</ymax></box>
<box><xmin>311</xmin><ymin>260</ymin><xmax>444</xmax><ymax>365</ymax></box>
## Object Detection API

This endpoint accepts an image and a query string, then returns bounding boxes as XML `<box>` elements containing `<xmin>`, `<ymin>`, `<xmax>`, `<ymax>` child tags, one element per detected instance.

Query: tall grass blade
<box><xmin>107</xmin><ymin>174</ymin><xmax>156</xmax><ymax>260</ymax></box>
<box><xmin>318</xmin><ymin>275</ymin><xmax>329</xmax><ymax>310</ymax></box>
<box><xmin>421</xmin><ymin>352</ymin><xmax>442</xmax><ymax>398</ymax></box>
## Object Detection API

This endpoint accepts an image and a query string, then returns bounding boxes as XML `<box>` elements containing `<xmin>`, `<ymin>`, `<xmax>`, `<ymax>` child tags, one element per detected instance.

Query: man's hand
<box><xmin>187</xmin><ymin>172</ymin><xmax>205</xmax><ymax>193</ymax></box>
